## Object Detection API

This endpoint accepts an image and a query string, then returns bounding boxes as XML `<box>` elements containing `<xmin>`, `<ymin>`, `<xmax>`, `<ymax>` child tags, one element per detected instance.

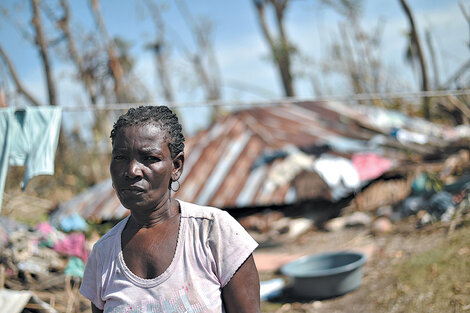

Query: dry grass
<box><xmin>371</xmin><ymin>222</ymin><xmax>470</xmax><ymax>313</ymax></box>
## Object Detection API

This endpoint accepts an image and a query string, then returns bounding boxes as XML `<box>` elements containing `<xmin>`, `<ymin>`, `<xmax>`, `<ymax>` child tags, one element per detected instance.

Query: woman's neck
<box><xmin>129</xmin><ymin>197</ymin><xmax>179</xmax><ymax>228</ymax></box>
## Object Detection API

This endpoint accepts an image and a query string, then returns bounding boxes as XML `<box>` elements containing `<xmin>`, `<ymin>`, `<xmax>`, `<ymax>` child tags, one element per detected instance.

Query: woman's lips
<box><xmin>120</xmin><ymin>186</ymin><xmax>145</xmax><ymax>195</ymax></box>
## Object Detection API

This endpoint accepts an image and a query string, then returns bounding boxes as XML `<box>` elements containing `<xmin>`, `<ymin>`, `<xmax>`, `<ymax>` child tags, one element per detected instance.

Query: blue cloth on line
<box><xmin>0</xmin><ymin>107</ymin><xmax>62</xmax><ymax>212</ymax></box>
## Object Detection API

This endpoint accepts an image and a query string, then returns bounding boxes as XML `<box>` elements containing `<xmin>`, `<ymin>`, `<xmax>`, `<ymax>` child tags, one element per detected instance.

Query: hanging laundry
<box><xmin>0</xmin><ymin>107</ymin><xmax>62</xmax><ymax>212</ymax></box>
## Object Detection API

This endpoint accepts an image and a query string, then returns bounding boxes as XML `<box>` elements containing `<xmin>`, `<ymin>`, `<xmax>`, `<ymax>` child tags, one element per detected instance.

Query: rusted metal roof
<box><xmin>51</xmin><ymin>178</ymin><xmax>128</xmax><ymax>224</ymax></box>
<box><xmin>52</xmin><ymin>100</ymin><xmax>460</xmax><ymax>222</ymax></box>
<box><xmin>175</xmin><ymin>100</ymin><xmax>379</xmax><ymax>209</ymax></box>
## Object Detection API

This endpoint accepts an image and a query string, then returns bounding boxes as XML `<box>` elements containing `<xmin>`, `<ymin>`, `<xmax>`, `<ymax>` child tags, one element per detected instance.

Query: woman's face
<box><xmin>110</xmin><ymin>123</ymin><xmax>183</xmax><ymax>211</ymax></box>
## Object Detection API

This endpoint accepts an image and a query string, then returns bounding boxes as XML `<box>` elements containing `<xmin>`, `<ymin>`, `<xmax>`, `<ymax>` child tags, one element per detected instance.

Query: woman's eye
<box><xmin>113</xmin><ymin>155</ymin><xmax>125</xmax><ymax>160</ymax></box>
<box><xmin>145</xmin><ymin>156</ymin><xmax>160</xmax><ymax>162</ymax></box>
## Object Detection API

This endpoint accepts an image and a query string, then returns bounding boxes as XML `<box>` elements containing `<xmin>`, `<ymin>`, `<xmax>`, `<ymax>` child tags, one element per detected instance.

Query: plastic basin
<box><xmin>280</xmin><ymin>250</ymin><xmax>367</xmax><ymax>299</ymax></box>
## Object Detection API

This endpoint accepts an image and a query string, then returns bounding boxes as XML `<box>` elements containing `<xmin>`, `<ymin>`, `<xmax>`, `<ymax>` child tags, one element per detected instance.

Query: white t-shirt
<box><xmin>79</xmin><ymin>200</ymin><xmax>258</xmax><ymax>313</ymax></box>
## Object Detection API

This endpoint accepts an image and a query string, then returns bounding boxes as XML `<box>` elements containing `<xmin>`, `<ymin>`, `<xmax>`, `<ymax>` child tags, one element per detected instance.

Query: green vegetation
<box><xmin>374</xmin><ymin>223</ymin><xmax>470</xmax><ymax>312</ymax></box>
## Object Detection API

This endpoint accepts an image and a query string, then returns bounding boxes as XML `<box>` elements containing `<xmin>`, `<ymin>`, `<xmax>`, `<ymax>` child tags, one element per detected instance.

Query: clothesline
<box><xmin>14</xmin><ymin>89</ymin><xmax>470</xmax><ymax>112</ymax></box>
<box><xmin>0</xmin><ymin>107</ymin><xmax>62</xmax><ymax>213</ymax></box>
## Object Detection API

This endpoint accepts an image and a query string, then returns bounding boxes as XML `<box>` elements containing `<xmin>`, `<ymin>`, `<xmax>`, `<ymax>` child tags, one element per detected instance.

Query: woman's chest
<box><xmin>103</xmin><ymin>268</ymin><xmax>223</xmax><ymax>313</ymax></box>
<box><xmin>121</xmin><ymin>221</ymin><xmax>179</xmax><ymax>279</ymax></box>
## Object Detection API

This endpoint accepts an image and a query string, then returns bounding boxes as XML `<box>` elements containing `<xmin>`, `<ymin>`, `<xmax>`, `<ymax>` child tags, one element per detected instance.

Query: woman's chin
<box><xmin>118</xmin><ymin>195</ymin><xmax>147</xmax><ymax>210</ymax></box>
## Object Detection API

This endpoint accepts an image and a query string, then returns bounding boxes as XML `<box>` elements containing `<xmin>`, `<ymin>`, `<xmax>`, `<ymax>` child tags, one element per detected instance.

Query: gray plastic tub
<box><xmin>280</xmin><ymin>250</ymin><xmax>367</xmax><ymax>299</ymax></box>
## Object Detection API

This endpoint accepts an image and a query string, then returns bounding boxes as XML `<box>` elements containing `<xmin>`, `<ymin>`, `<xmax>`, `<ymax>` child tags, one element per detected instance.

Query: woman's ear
<box><xmin>172</xmin><ymin>152</ymin><xmax>184</xmax><ymax>181</ymax></box>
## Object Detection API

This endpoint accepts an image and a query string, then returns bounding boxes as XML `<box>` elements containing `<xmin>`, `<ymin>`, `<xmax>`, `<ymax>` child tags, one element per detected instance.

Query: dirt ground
<box><xmin>255</xmin><ymin>216</ymin><xmax>456</xmax><ymax>313</ymax></box>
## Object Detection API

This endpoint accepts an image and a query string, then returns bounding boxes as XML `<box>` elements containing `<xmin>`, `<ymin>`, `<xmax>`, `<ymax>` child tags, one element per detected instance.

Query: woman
<box><xmin>80</xmin><ymin>106</ymin><xmax>260</xmax><ymax>313</ymax></box>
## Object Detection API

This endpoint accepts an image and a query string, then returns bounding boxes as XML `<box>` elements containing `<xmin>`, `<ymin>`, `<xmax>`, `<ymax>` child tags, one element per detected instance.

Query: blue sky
<box><xmin>0</xmin><ymin>0</ymin><xmax>468</xmax><ymax>135</ymax></box>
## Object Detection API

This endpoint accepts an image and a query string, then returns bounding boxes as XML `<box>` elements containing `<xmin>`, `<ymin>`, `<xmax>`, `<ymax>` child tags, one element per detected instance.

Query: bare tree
<box><xmin>320</xmin><ymin>0</ymin><xmax>388</xmax><ymax>98</ymax></box>
<box><xmin>461</xmin><ymin>1</ymin><xmax>470</xmax><ymax>50</ymax></box>
<box><xmin>425</xmin><ymin>31</ymin><xmax>440</xmax><ymax>89</ymax></box>
<box><xmin>145</xmin><ymin>0</ymin><xmax>175</xmax><ymax>103</ymax></box>
<box><xmin>175</xmin><ymin>0</ymin><xmax>221</xmax><ymax>101</ymax></box>
<box><xmin>31</xmin><ymin>0</ymin><xmax>57</xmax><ymax>106</ymax></box>
<box><xmin>89</xmin><ymin>0</ymin><xmax>125</xmax><ymax>102</ymax></box>
<box><xmin>57</xmin><ymin>0</ymin><xmax>97</xmax><ymax>105</ymax></box>
<box><xmin>175</xmin><ymin>0</ymin><xmax>223</xmax><ymax>118</ymax></box>
<box><xmin>253</xmin><ymin>0</ymin><xmax>295</xmax><ymax>97</ymax></box>
<box><xmin>399</xmin><ymin>0</ymin><xmax>431</xmax><ymax>119</ymax></box>
<box><xmin>441</xmin><ymin>2</ymin><xmax>470</xmax><ymax>89</ymax></box>
<box><xmin>0</xmin><ymin>44</ymin><xmax>42</xmax><ymax>106</ymax></box>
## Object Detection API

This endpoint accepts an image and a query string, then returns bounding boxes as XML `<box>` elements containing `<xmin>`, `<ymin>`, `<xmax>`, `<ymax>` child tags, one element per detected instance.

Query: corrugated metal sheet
<box><xmin>52</xmin><ymin>100</ymin><xmax>456</xmax><ymax>222</ymax></box>
<box><xmin>175</xmin><ymin>101</ymin><xmax>368</xmax><ymax>208</ymax></box>
<box><xmin>51</xmin><ymin>178</ymin><xmax>128</xmax><ymax>224</ymax></box>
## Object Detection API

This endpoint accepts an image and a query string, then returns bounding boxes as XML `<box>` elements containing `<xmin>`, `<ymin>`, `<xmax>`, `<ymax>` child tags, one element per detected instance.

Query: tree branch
<box><xmin>0</xmin><ymin>44</ymin><xmax>42</xmax><ymax>106</ymax></box>
<box><xmin>399</xmin><ymin>0</ymin><xmax>430</xmax><ymax>118</ymax></box>
<box><xmin>58</xmin><ymin>0</ymin><xmax>97</xmax><ymax>105</ymax></box>
<box><xmin>145</xmin><ymin>0</ymin><xmax>175</xmax><ymax>102</ymax></box>
<box><xmin>89</xmin><ymin>0</ymin><xmax>124</xmax><ymax>101</ymax></box>
<box><xmin>31</xmin><ymin>0</ymin><xmax>57</xmax><ymax>106</ymax></box>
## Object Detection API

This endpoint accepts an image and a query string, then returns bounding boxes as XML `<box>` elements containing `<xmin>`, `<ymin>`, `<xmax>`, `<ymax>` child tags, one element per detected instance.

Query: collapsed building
<box><xmin>50</xmin><ymin>100</ymin><xmax>470</xmax><ymax>231</ymax></box>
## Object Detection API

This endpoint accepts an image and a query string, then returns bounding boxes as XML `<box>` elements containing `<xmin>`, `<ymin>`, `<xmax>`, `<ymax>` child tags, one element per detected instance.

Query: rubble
<box><xmin>0</xmin><ymin>216</ymin><xmax>90</xmax><ymax>312</ymax></box>
<box><xmin>324</xmin><ymin>212</ymin><xmax>373</xmax><ymax>232</ymax></box>
<box><xmin>0</xmin><ymin>288</ymin><xmax>58</xmax><ymax>313</ymax></box>
<box><xmin>371</xmin><ymin>217</ymin><xmax>393</xmax><ymax>235</ymax></box>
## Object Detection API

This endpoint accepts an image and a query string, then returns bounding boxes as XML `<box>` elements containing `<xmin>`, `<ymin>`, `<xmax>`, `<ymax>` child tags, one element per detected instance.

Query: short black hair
<box><xmin>110</xmin><ymin>106</ymin><xmax>185</xmax><ymax>158</ymax></box>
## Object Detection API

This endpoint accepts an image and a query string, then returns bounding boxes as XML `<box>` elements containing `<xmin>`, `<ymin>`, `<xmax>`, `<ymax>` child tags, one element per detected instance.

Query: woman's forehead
<box><xmin>114</xmin><ymin>123</ymin><xmax>170</xmax><ymax>143</ymax></box>
<box><xmin>122</xmin><ymin>122</ymin><xmax>168</xmax><ymax>135</ymax></box>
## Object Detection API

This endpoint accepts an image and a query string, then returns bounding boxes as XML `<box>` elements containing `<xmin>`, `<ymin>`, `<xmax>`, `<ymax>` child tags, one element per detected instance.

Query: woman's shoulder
<box><xmin>93</xmin><ymin>216</ymin><xmax>129</xmax><ymax>248</ymax></box>
<box><xmin>178</xmin><ymin>199</ymin><xmax>229</xmax><ymax>222</ymax></box>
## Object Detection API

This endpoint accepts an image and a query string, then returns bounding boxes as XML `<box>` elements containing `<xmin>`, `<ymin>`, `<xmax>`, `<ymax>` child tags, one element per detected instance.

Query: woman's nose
<box><xmin>126</xmin><ymin>159</ymin><xmax>143</xmax><ymax>178</ymax></box>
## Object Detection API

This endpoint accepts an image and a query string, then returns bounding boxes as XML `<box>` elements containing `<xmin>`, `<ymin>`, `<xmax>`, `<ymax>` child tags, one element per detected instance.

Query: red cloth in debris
<box><xmin>53</xmin><ymin>232</ymin><xmax>89</xmax><ymax>262</ymax></box>
<box><xmin>352</xmin><ymin>153</ymin><xmax>391</xmax><ymax>181</ymax></box>
<box><xmin>36</xmin><ymin>222</ymin><xmax>54</xmax><ymax>235</ymax></box>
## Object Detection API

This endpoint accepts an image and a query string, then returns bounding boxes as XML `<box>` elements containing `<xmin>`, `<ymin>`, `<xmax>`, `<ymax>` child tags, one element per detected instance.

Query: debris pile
<box><xmin>240</xmin><ymin>148</ymin><xmax>470</xmax><ymax>247</ymax></box>
<box><xmin>0</xmin><ymin>216</ymin><xmax>92</xmax><ymax>312</ymax></box>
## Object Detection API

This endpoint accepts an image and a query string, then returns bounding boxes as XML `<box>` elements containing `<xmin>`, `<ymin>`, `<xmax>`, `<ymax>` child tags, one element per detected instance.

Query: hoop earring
<box><xmin>170</xmin><ymin>180</ymin><xmax>180</xmax><ymax>192</ymax></box>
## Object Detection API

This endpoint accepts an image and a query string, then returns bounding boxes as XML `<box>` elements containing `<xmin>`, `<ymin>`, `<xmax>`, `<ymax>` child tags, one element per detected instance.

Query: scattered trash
<box><xmin>376</xmin><ymin>205</ymin><xmax>393</xmax><ymax>218</ymax></box>
<box><xmin>287</xmin><ymin>218</ymin><xmax>313</xmax><ymax>239</ymax></box>
<box><xmin>371</xmin><ymin>217</ymin><xmax>393</xmax><ymax>235</ymax></box>
<box><xmin>0</xmin><ymin>216</ymin><xmax>90</xmax><ymax>300</ymax></box>
<box><xmin>399</xmin><ymin>196</ymin><xmax>427</xmax><ymax>218</ymax></box>
<box><xmin>260</xmin><ymin>278</ymin><xmax>285</xmax><ymax>301</ymax></box>
<box><xmin>428</xmin><ymin>191</ymin><xmax>455</xmax><ymax>222</ymax></box>
<box><xmin>58</xmin><ymin>213</ymin><xmax>89</xmax><ymax>232</ymax></box>
<box><xmin>346</xmin><ymin>212</ymin><xmax>373</xmax><ymax>227</ymax></box>
<box><xmin>324</xmin><ymin>212</ymin><xmax>372</xmax><ymax>232</ymax></box>
<box><xmin>0</xmin><ymin>288</ymin><xmax>58</xmax><ymax>313</ymax></box>
<box><xmin>324</xmin><ymin>217</ymin><xmax>347</xmax><ymax>232</ymax></box>
<box><xmin>411</xmin><ymin>173</ymin><xmax>442</xmax><ymax>195</ymax></box>
<box><xmin>64</xmin><ymin>257</ymin><xmax>85</xmax><ymax>278</ymax></box>
<box><xmin>53</xmin><ymin>232</ymin><xmax>89</xmax><ymax>262</ymax></box>
<box><xmin>398</xmin><ymin>191</ymin><xmax>458</xmax><ymax>226</ymax></box>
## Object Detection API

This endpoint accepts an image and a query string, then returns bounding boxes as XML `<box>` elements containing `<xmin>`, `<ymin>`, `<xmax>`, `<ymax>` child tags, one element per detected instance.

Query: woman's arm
<box><xmin>222</xmin><ymin>254</ymin><xmax>261</xmax><ymax>313</ymax></box>
<box><xmin>91</xmin><ymin>302</ymin><xmax>104</xmax><ymax>313</ymax></box>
